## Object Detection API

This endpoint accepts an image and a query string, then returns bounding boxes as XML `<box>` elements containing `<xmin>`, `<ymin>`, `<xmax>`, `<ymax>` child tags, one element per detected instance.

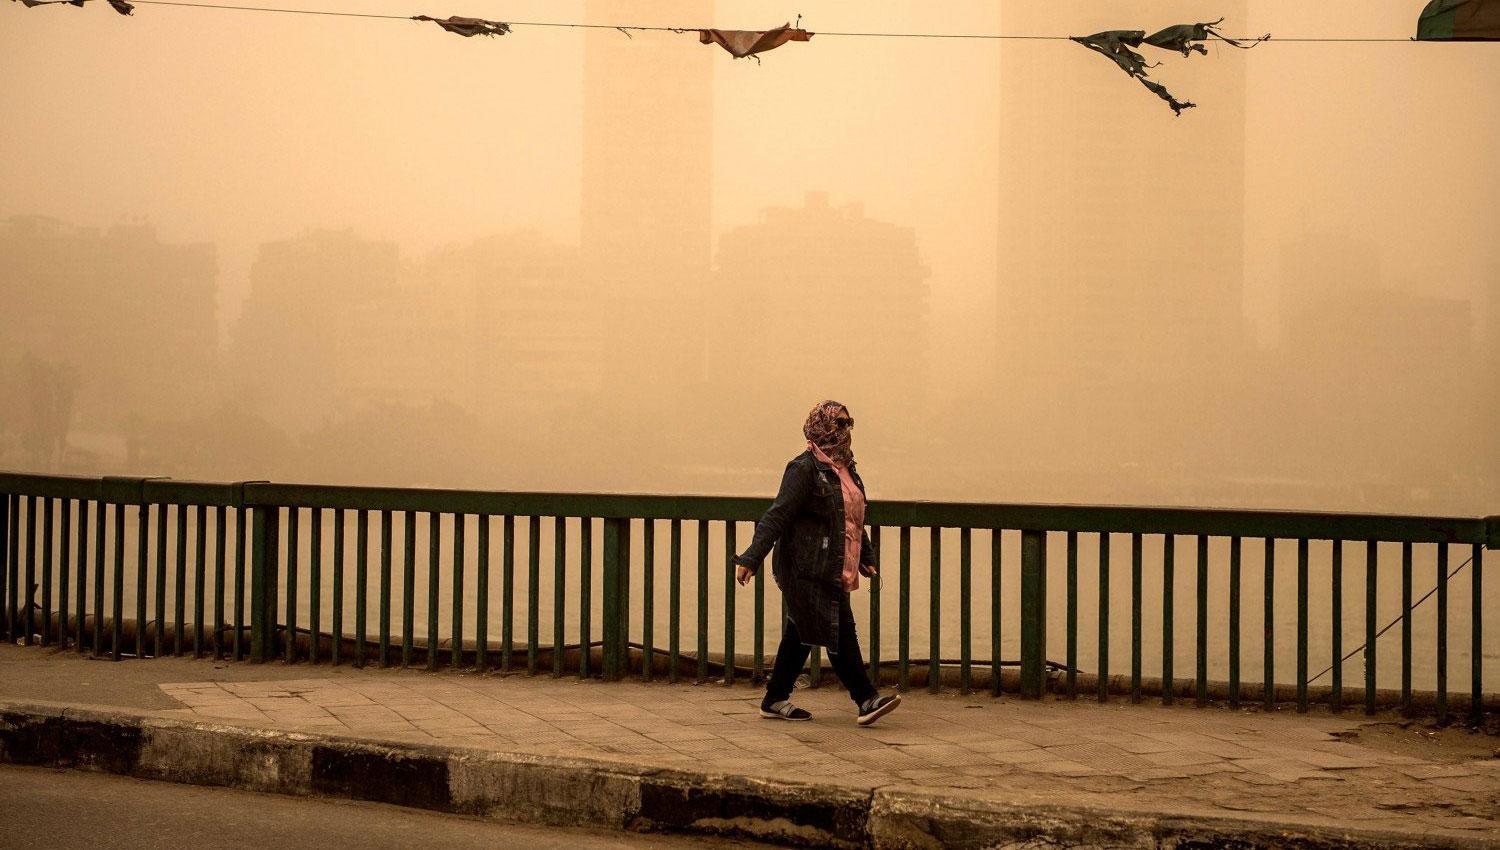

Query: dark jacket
<box><xmin>733</xmin><ymin>450</ymin><xmax>876</xmax><ymax>648</ymax></box>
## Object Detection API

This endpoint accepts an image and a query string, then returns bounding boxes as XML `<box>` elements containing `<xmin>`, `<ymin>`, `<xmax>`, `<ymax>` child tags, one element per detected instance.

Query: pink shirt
<box><xmin>808</xmin><ymin>441</ymin><xmax>865</xmax><ymax>592</ymax></box>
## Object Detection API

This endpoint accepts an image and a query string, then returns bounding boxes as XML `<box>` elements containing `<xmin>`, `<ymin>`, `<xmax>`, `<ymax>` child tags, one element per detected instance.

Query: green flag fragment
<box><xmin>1417</xmin><ymin>0</ymin><xmax>1500</xmax><ymax>40</ymax></box>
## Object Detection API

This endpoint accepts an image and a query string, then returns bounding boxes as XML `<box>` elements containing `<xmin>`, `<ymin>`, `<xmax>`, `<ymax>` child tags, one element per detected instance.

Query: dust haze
<box><xmin>2</xmin><ymin>0</ymin><xmax>1495</xmax><ymax>515</ymax></box>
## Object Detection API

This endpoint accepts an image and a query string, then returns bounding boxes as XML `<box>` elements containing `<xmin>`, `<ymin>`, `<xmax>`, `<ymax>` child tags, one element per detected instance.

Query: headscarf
<box><xmin>803</xmin><ymin>400</ymin><xmax>855</xmax><ymax>468</ymax></box>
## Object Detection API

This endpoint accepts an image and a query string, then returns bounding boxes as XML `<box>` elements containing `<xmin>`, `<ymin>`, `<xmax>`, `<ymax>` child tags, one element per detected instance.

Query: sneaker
<box><xmin>856</xmin><ymin>694</ymin><xmax>901</xmax><ymax>726</ymax></box>
<box><xmin>759</xmin><ymin>700</ymin><xmax>813</xmax><ymax>721</ymax></box>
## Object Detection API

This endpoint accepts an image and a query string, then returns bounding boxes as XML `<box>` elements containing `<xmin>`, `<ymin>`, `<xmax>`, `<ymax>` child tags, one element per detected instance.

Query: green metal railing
<box><xmin>1</xmin><ymin>471</ymin><xmax>1495</xmax><ymax>722</ymax></box>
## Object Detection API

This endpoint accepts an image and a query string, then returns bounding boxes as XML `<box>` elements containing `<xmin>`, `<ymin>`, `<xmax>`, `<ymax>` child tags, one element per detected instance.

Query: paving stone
<box><xmin>299</xmin><ymin>693</ymin><xmax>375</xmax><ymax>708</ymax></box>
<box><xmin>245</xmin><ymin>697</ymin><xmax>304</xmax><ymax>710</ymax></box>
<box><xmin>836</xmin><ymin>748</ymin><xmax>925</xmax><ymax>771</ymax></box>
<box><xmin>1043</xmin><ymin>743</ymin><xmax>1157</xmax><ymax>772</ymax></box>
<box><xmin>1290</xmin><ymin>749</ymin><xmax>1381</xmax><ymax>770</ymax></box>
<box><xmin>417</xmin><ymin>714</ymin><xmax>490</xmax><ymax>730</ymax></box>
<box><xmin>1397</xmin><ymin>763</ymin><xmax>1482</xmax><ymax>780</ymax></box>
<box><xmin>344</xmin><ymin>722</ymin><xmax>422</xmax><ymax>736</ymax></box>
<box><xmin>1206</xmin><ymin>791</ymin><xmax>1286</xmax><ymax>812</ymax></box>
<box><xmin>1175</xmin><ymin>762</ymin><xmax>1244</xmax><ymax>777</ymax></box>
<box><xmin>1420</xmin><ymin>815</ymin><xmax>1499</xmax><ymax>832</ymax></box>
<box><xmin>1425</xmin><ymin>775</ymin><xmax>1500</xmax><ymax>794</ymax></box>
<box><xmin>1000</xmin><ymin>724</ymin><xmax>1077</xmax><ymax>747</ymax></box>
<box><xmin>892</xmin><ymin>743</ymin><xmax>988</xmax><ymax>766</ymax></box>
<box><xmin>858</xmin><ymin>728</ymin><xmax>945</xmax><ymax>746</ymax></box>
<box><xmin>292</xmin><ymin>718</ymin><xmax>349</xmax><ymax>730</ymax></box>
<box><xmin>962</xmin><ymin>736</ymin><xmax>1037</xmax><ymax>754</ymax></box>
<box><xmin>1124</xmin><ymin>767</ymin><xmax>1191</xmax><ymax>781</ymax></box>
<box><xmin>190</xmin><ymin>701</ymin><xmax>267</xmax><ymax>722</ymax></box>
<box><xmin>1267</xmin><ymin>769</ymin><xmax>1344</xmax><ymax>783</ymax></box>
<box><xmin>1021</xmin><ymin>759</ymin><xmax>1094</xmax><ymax>777</ymax></box>
<box><xmin>986</xmin><ymin>748</ymin><xmax>1052</xmax><ymax>765</ymax></box>
<box><xmin>327</xmin><ymin>705</ymin><xmax>403</xmax><ymax>720</ymax></box>
<box><xmin>1141</xmin><ymin>749</ymin><xmax>1222</xmax><ymax>767</ymax></box>
<box><xmin>263</xmin><ymin>708</ymin><xmax>335</xmax><ymax>723</ymax></box>
<box><xmin>925</xmin><ymin>725</ymin><xmax>994</xmax><ymax>744</ymax></box>
<box><xmin>1229</xmin><ymin>772</ymin><xmax>1284</xmax><ymax>786</ymax></box>
<box><xmin>642</xmin><ymin>727</ymin><xmax>721</xmax><ymax>744</ymax></box>
<box><xmin>388</xmin><ymin>704</ymin><xmax>459</xmax><ymax>721</ymax></box>
<box><xmin>1106</xmin><ymin>735</ymin><xmax>1181</xmax><ymax>755</ymax></box>
<box><xmin>958</xmin><ymin>763</ymin><xmax>1016</xmax><ymax>778</ymax></box>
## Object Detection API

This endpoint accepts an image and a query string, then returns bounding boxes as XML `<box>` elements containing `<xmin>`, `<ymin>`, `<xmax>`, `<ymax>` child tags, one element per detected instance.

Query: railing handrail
<box><xmin>2</xmin><ymin>471</ymin><xmax>1494</xmax><ymax>546</ymax></box>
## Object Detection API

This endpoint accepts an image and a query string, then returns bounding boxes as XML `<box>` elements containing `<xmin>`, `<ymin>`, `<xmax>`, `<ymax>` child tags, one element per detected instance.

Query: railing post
<box><xmin>1020</xmin><ymin>529</ymin><xmax>1048</xmax><ymax>699</ymax></box>
<box><xmin>249</xmin><ymin>504</ymin><xmax>280</xmax><ymax>663</ymax></box>
<box><xmin>0</xmin><ymin>493</ymin><xmax>9</xmax><ymax>641</ymax></box>
<box><xmin>601</xmin><ymin>516</ymin><xmax>630</xmax><ymax>681</ymax></box>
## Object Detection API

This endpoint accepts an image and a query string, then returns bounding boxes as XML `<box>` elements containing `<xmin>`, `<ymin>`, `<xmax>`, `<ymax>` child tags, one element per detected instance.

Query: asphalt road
<box><xmin>0</xmin><ymin>765</ymin><xmax>786</xmax><ymax>850</ymax></box>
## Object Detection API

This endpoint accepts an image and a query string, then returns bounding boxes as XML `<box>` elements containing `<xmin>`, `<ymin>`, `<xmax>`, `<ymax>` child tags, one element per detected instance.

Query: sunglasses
<box><xmin>833</xmin><ymin>417</ymin><xmax>854</xmax><ymax>429</ymax></box>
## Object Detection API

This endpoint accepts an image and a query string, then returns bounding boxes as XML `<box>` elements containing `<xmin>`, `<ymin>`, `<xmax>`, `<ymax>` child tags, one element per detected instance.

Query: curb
<box><xmin>867</xmin><ymin>790</ymin><xmax>1497</xmax><ymax>850</ymax></box>
<box><xmin>0</xmin><ymin>702</ymin><xmax>1493</xmax><ymax>850</ymax></box>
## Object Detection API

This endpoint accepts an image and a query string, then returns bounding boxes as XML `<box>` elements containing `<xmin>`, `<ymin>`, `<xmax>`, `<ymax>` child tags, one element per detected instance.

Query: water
<box><xmin>15</xmin><ymin>503</ymin><xmax>1496</xmax><ymax>695</ymax></box>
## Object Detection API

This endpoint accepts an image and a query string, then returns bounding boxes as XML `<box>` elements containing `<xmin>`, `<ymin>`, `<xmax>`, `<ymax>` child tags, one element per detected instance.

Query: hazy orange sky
<box><xmin>6</xmin><ymin>1</ymin><xmax>1494</xmax><ymax>341</ymax></box>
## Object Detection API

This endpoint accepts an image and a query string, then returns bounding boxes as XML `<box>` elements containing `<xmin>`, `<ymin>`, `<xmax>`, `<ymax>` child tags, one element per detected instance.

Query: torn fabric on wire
<box><xmin>1143</xmin><ymin>18</ymin><xmax>1269</xmax><ymax>56</ymax></box>
<box><xmin>1072</xmin><ymin>29</ymin><xmax>1196</xmax><ymax>115</ymax></box>
<box><xmin>412</xmin><ymin>15</ymin><xmax>511</xmax><ymax>38</ymax></box>
<box><xmin>698</xmin><ymin>23</ymin><xmax>813</xmax><ymax>60</ymax></box>
<box><xmin>1138</xmin><ymin>78</ymin><xmax>1195</xmax><ymax>115</ymax></box>
<box><xmin>1070</xmin><ymin>30</ymin><xmax>1155</xmax><ymax>77</ymax></box>
<box><xmin>11</xmin><ymin>0</ymin><xmax>133</xmax><ymax>13</ymax></box>
<box><xmin>1071</xmin><ymin>19</ymin><xmax>1262</xmax><ymax>115</ymax></box>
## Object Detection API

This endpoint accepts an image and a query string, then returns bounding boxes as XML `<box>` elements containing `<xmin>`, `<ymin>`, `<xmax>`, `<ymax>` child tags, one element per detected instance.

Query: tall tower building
<box><xmin>580</xmin><ymin>1</ymin><xmax>714</xmax><ymax>478</ymax></box>
<box><xmin>709</xmin><ymin>193</ymin><xmax>931</xmax><ymax>471</ymax></box>
<box><xmin>997</xmin><ymin>1</ymin><xmax>1250</xmax><ymax>480</ymax></box>
<box><xmin>231</xmin><ymin>230</ymin><xmax>399</xmax><ymax>434</ymax></box>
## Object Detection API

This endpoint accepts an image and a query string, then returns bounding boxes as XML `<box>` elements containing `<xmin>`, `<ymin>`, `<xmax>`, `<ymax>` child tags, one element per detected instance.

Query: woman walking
<box><xmin>733</xmin><ymin>400</ymin><xmax>900</xmax><ymax>726</ymax></box>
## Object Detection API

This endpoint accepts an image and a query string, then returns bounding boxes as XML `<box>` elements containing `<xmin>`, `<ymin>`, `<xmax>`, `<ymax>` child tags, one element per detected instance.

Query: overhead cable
<box><xmin>15</xmin><ymin>0</ymin><xmax>1443</xmax><ymax>44</ymax></box>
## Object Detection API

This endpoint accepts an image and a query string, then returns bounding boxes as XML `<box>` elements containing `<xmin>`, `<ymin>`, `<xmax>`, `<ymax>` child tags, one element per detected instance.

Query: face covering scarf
<box><xmin>803</xmin><ymin>401</ymin><xmax>864</xmax><ymax>592</ymax></box>
<box><xmin>803</xmin><ymin>400</ymin><xmax>854</xmax><ymax>468</ymax></box>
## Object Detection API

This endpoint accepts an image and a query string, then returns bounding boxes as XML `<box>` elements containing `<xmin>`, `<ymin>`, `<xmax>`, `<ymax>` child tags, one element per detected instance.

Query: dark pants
<box><xmin>764</xmin><ymin>593</ymin><xmax>878</xmax><ymax>708</ymax></box>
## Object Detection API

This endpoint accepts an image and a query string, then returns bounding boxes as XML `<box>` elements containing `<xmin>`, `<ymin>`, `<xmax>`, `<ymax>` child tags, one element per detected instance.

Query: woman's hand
<box><xmin>735</xmin><ymin>564</ymin><xmax>754</xmax><ymax>586</ymax></box>
<box><xmin>859</xmin><ymin>563</ymin><xmax>878</xmax><ymax>578</ymax></box>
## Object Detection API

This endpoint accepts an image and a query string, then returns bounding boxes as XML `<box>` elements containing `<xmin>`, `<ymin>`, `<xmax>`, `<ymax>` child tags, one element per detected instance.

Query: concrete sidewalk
<box><xmin>1</xmin><ymin>643</ymin><xmax>1496</xmax><ymax>847</ymax></box>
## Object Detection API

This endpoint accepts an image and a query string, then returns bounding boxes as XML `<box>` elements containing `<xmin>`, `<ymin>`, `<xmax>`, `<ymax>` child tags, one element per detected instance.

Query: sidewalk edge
<box><xmin>0</xmin><ymin>702</ymin><xmax>1492</xmax><ymax>850</ymax></box>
